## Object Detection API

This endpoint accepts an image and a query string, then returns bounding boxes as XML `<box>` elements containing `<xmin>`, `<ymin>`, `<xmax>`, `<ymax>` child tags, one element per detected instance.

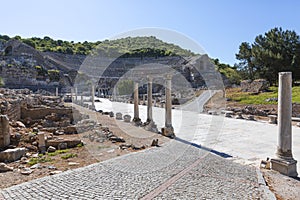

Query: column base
<box><xmin>144</xmin><ymin>121</ymin><xmax>158</xmax><ymax>133</ymax></box>
<box><xmin>271</xmin><ymin>158</ymin><xmax>298</xmax><ymax>177</ymax></box>
<box><xmin>161</xmin><ymin>126</ymin><xmax>175</xmax><ymax>139</ymax></box>
<box><xmin>132</xmin><ymin>118</ymin><xmax>142</xmax><ymax>126</ymax></box>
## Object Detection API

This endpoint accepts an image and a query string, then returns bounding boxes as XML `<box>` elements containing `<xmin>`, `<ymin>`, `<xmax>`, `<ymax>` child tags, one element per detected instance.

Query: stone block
<box><xmin>271</xmin><ymin>158</ymin><xmax>298</xmax><ymax>177</ymax></box>
<box><xmin>0</xmin><ymin>148</ymin><xmax>26</xmax><ymax>162</ymax></box>
<box><xmin>123</xmin><ymin>115</ymin><xmax>131</xmax><ymax>123</ymax></box>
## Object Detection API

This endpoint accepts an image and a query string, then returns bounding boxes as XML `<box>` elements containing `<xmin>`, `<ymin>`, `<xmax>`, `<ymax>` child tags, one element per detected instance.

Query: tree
<box><xmin>236</xmin><ymin>27</ymin><xmax>300</xmax><ymax>85</ymax></box>
<box><xmin>236</xmin><ymin>42</ymin><xmax>255</xmax><ymax>80</ymax></box>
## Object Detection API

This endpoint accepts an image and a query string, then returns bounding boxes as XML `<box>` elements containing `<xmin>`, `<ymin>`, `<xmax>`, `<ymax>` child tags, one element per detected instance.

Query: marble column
<box><xmin>55</xmin><ymin>87</ymin><xmax>58</xmax><ymax>96</ymax></box>
<box><xmin>91</xmin><ymin>84</ymin><xmax>95</xmax><ymax>109</ymax></box>
<box><xmin>71</xmin><ymin>88</ymin><xmax>74</xmax><ymax>103</ymax></box>
<box><xmin>162</xmin><ymin>75</ymin><xmax>175</xmax><ymax>138</ymax></box>
<box><xmin>147</xmin><ymin>76</ymin><xmax>153</xmax><ymax>123</ymax></box>
<box><xmin>145</xmin><ymin>76</ymin><xmax>157</xmax><ymax>132</ymax></box>
<box><xmin>271</xmin><ymin>72</ymin><xmax>298</xmax><ymax>177</ymax></box>
<box><xmin>133</xmin><ymin>82</ymin><xmax>141</xmax><ymax>125</ymax></box>
<box><xmin>75</xmin><ymin>87</ymin><xmax>78</xmax><ymax>103</ymax></box>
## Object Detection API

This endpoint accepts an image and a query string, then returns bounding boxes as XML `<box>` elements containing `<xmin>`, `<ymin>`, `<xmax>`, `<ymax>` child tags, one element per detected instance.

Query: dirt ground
<box><xmin>262</xmin><ymin>169</ymin><xmax>300</xmax><ymax>200</ymax></box>
<box><xmin>0</xmin><ymin>104</ymin><xmax>169</xmax><ymax>189</ymax></box>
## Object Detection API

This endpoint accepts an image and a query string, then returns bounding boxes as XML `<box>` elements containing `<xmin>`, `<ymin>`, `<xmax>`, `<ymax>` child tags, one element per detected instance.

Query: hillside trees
<box><xmin>236</xmin><ymin>27</ymin><xmax>300</xmax><ymax>85</ymax></box>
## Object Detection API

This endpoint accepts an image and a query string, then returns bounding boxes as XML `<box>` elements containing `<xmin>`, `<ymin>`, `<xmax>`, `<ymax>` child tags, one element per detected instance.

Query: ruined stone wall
<box><xmin>0</xmin><ymin>115</ymin><xmax>10</xmax><ymax>149</ymax></box>
<box><xmin>21</xmin><ymin>107</ymin><xmax>81</xmax><ymax>122</ymax></box>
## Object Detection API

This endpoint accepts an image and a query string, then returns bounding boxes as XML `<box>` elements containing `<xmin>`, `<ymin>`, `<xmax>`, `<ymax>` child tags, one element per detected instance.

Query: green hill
<box><xmin>0</xmin><ymin>35</ymin><xmax>196</xmax><ymax>57</ymax></box>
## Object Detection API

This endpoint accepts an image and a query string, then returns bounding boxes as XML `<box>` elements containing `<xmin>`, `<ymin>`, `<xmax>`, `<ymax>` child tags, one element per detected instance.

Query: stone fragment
<box><xmin>0</xmin><ymin>115</ymin><xmax>10</xmax><ymax>148</ymax></box>
<box><xmin>58</xmin><ymin>142</ymin><xmax>68</xmax><ymax>150</ymax></box>
<box><xmin>0</xmin><ymin>148</ymin><xmax>26</xmax><ymax>162</ymax></box>
<box><xmin>30</xmin><ymin>163</ymin><xmax>43</xmax><ymax>169</ymax></box>
<box><xmin>47</xmin><ymin>146</ymin><xmax>56</xmax><ymax>153</ymax></box>
<box><xmin>68</xmin><ymin>162</ymin><xmax>80</xmax><ymax>166</ymax></box>
<box><xmin>20</xmin><ymin>168</ymin><xmax>33</xmax><ymax>175</ymax></box>
<box><xmin>116</xmin><ymin>112</ymin><xmax>122</xmax><ymax>120</ymax></box>
<box><xmin>15</xmin><ymin>121</ymin><xmax>26</xmax><ymax>128</ymax></box>
<box><xmin>50</xmin><ymin>170</ymin><xmax>62</xmax><ymax>175</ymax></box>
<box><xmin>268</xmin><ymin>115</ymin><xmax>277</xmax><ymax>124</ymax></box>
<box><xmin>123</xmin><ymin>115</ymin><xmax>131</xmax><ymax>123</ymax></box>
<box><xmin>151</xmin><ymin>139</ymin><xmax>159</xmax><ymax>147</ymax></box>
<box><xmin>0</xmin><ymin>162</ymin><xmax>13</xmax><ymax>172</ymax></box>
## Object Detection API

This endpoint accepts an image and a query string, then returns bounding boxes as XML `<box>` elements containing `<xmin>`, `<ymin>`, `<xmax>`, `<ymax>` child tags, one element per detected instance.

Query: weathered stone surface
<box><xmin>47</xmin><ymin>146</ymin><xmax>56</xmax><ymax>153</ymax></box>
<box><xmin>123</xmin><ymin>115</ymin><xmax>131</xmax><ymax>123</ymax></box>
<box><xmin>63</xmin><ymin>126</ymin><xmax>78</xmax><ymax>134</ymax></box>
<box><xmin>0</xmin><ymin>147</ymin><xmax>26</xmax><ymax>162</ymax></box>
<box><xmin>116</xmin><ymin>112</ymin><xmax>122</xmax><ymax>120</ymax></box>
<box><xmin>0</xmin><ymin>162</ymin><xmax>13</xmax><ymax>172</ymax></box>
<box><xmin>0</xmin><ymin>115</ymin><xmax>10</xmax><ymax>149</ymax></box>
<box><xmin>46</xmin><ymin>139</ymin><xmax>82</xmax><ymax>149</ymax></box>
<box><xmin>241</xmin><ymin>79</ymin><xmax>269</xmax><ymax>93</ymax></box>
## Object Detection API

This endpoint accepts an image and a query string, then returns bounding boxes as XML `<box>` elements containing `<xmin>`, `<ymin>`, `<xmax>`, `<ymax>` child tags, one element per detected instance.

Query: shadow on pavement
<box><xmin>175</xmin><ymin>137</ymin><xmax>233</xmax><ymax>158</ymax></box>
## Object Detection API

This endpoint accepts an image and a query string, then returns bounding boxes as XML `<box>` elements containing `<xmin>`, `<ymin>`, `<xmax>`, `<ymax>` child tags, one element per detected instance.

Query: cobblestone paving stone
<box><xmin>0</xmin><ymin>140</ymin><xmax>269</xmax><ymax>199</ymax></box>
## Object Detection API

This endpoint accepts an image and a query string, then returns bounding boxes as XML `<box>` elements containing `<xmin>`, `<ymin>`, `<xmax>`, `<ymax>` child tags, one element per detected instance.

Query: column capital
<box><xmin>147</xmin><ymin>76</ymin><xmax>153</xmax><ymax>82</ymax></box>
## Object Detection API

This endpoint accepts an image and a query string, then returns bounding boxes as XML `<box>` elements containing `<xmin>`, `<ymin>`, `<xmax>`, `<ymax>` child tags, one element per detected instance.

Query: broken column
<box><xmin>162</xmin><ymin>75</ymin><xmax>175</xmax><ymax>138</ymax></box>
<box><xmin>145</xmin><ymin>76</ymin><xmax>157</xmax><ymax>132</ymax></box>
<box><xmin>38</xmin><ymin>132</ymin><xmax>46</xmax><ymax>154</ymax></box>
<box><xmin>271</xmin><ymin>72</ymin><xmax>298</xmax><ymax>177</ymax></box>
<box><xmin>0</xmin><ymin>115</ymin><xmax>10</xmax><ymax>149</ymax></box>
<box><xmin>55</xmin><ymin>87</ymin><xmax>59</xmax><ymax>96</ymax></box>
<box><xmin>133</xmin><ymin>82</ymin><xmax>141</xmax><ymax>125</ymax></box>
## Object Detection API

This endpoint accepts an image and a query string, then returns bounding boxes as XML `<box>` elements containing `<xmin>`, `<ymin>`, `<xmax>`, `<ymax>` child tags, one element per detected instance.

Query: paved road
<box><xmin>2</xmin><ymin>93</ymin><xmax>298</xmax><ymax>199</ymax></box>
<box><xmin>1</xmin><ymin>139</ymin><xmax>271</xmax><ymax>199</ymax></box>
<box><xmin>180</xmin><ymin>90</ymin><xmax>218</xmax><ymax>112</ymax></box>
<box><xmin>95</xmin><ymin>98</ymin><xmax>300</xmax><ymax>174</ymax></box>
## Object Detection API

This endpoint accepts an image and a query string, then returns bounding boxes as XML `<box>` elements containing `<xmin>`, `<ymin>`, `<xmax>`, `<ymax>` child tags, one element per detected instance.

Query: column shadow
<box><xmin>175</xmin><ymin>137</ymin><xmax>233</xmax><ymax>158</ymax></box>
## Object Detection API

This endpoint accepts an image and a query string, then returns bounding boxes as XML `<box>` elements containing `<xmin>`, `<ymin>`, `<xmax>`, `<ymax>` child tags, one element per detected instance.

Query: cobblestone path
<box><xmin>1</xmin><ymin>139</ymin><xmax>271</xmax><ymax>199</ymax></box>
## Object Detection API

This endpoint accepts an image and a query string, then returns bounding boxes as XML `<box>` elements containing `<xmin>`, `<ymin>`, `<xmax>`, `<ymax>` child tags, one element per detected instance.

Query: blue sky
<box><xmin>1</xmin><ymin>0</ymin><xmax>300</xmax><ymax>65</ymax></box>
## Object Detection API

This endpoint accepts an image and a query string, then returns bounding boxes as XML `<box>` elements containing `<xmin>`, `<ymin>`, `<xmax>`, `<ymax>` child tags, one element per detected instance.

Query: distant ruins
<box><xmin>0</xmin><ymin>39</ymin><xmax>226</xmax><ymax>97</ymax></box>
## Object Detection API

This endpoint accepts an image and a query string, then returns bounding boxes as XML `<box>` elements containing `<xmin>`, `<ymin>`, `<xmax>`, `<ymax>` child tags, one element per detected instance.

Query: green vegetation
<box><xmin>213</xmin><ymin>58</ymin><xmax>242</xmax><ymax>84</ymax></box>
<box><xmin>226</xmin><ymin>86</ymin><xmax>300</xmax><ymax>104</ymax></box>
<box><xmin>47</xmin><ymin>149</ymin><xmax>69</xmax><ymax>157</ymax></box>
<box><xmin>61</xmin><ymin>153</ymin><xmax>77</xmax><ymax>159</ymax></box>
<box><xmin>28</xmin><ymin>157</ymin><xmax>52</xmax><ymax>166</ymax></box>
<box><xmin>76</xmin><ymin>143</ymin><xmax>84</xmax><ymax>147</ymax></box>
<box><xmin>236</xmin><ymin>27</ymin><xmax>300</xmax><ymax>85</ymax></box>
<box><xmin>0</xmin><ymin>34</ymin><xmax>195</xmax><ymax>57</ymax></box>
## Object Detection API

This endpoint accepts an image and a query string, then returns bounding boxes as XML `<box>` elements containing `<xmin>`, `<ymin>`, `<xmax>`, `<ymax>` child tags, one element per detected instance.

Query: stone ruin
<box><xmin>240</xmin><ymin>79</ymin><xmax>269</xmax><ymax>93</ymax></box>
<box><xmin>0</xmin><ymin>115</ymin><xmax>10</xmax><ymax>149</ymax></box>
<box><xmin>0</xmin><ymin>88</ymin><xmax>87</xmax><ymax>166</ymax></box>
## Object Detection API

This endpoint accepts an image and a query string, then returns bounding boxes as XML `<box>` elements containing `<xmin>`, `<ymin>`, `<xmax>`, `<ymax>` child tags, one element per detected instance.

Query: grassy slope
<box><xmin>226</xmin><ymin>87</ymin><xmax>300</xmax><ymax>104</ymax></box>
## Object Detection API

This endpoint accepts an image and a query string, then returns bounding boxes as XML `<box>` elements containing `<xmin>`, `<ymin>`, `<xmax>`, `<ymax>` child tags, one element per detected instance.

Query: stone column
<box><xmin>71</xmin><ymin>88</ymin><xmax>74</xmax><ymax>103</ymax></box>
<box><xmin>75</xmin><ymin>87</ymin><xmax>78</xmax><ymax>102</ymax></box>
<box><xmin>91</xmin><ymin>84</ymin><xmax>95</xmax><ymax>109</ymax></box>
<box><xmin>38</xmin><ymin>132</ymin><xmax>46</xmax><ymax>154</ymax></box>
<box><xmin>147</xmin><ymin>76</ymin><xmax>153</xmax><ymax>122</ymax></box>
<box><xmin>162</xmin><ymin>75</ymin><xmax>175</xmax><ymax>138</ymax></box>
<box><xmin>271</xmin><ymin>72</ymin><xmax>298</xmax><ymax>177</ymax></box>
<box><xmin>55</xmin><ymin>87</ymin><xmax>59</xmax><ymax>96</ymax></box>
<box><xmin>0</xmin><ymin>115</ymin><xmax>10</xmax><ymax>148</ymax></box>
<box><xmin>145</xmin><ymin>76</ymin><xmax>158</xmax><ymax>132</ymax></box>
<box><xmin>143</xmin><ymin>94</ymin><xmax>146</xmax><ymax>105</ymax></box>
<box><xmin>133</xmin><ymin>82</ymin><xmax>141</xmax><ymax>125</ymax></box>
